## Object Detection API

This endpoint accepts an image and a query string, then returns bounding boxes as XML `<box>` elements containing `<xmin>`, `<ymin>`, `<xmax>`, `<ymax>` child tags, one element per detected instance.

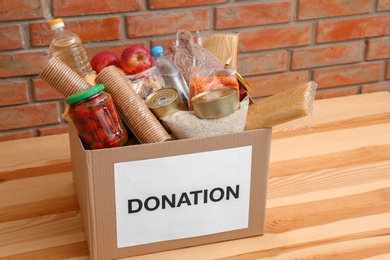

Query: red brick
<box><xmin>0</xmin><ymin>25</ymin><xmax>24</xmax><ymax>51</ymax></box>
<box><xmin>215</xmin><ymin>0</ymin><xmax>292</xmax><ymax>29</ymax></box>
<box><xmin>315</xmin><ymin>86</ymin><xmax>358</xmax><ymax>99</ymax></box>
<box><xmin>151</xmin><ymin>38</ymin><xmax>177</xmax><ymax>52</ymax></box>
<box><xmin>30</xmin><ymin>18</ymin><xmax>121</xmax><ymax>47</ymax></box>
<box><xmin>239</xmin><ymin>24</ymin><xmax>312</xmax><ymax>52</ymax></box>
<box><xmin>0</xmin><ymin>102</ymin><xmax>61</xmax><ymax>131</ymax></box>
<box><xmin>0</xmin><ymin>51</ymin><xmax>50</xmax><ymax>78</ymax></box>
<box><xmin>313</xmin><ymin>62</ymin><xmax>382</xmax><ymax>89</ymax></box>
<box><xmin>0</xmin><ymin>81</ymin><xmax>29</xmax><ymax>106</ymax></box>
<box><xmin>366</xmin><ymin>37</ymin><xmax>390</xmax><ymax>60</ymax></box>
<box><xmin>316</xmin><ymin>16</ymin><xmax>389</xmax><ymax>43</ymax></box>
<box><xmin>386</xmin><ymin>61</ymin><xmax>390</xmax><ymax>79</ymax></box>
<box><xmin>126</xmin><ymin>9</ymin><xmax>210</xmax><ymax>38</ymax></box>
<box><xmin>0</xmin><ymin>131</ymin><xmax>34</xmax><ymax>142</ymax></box>
<box><xmin>0</xmin><ymin>0</ymin><xmax>45</xmax><ymax>22</ymax></box>
<box><xmin>298</xmin><ymin>0</ymin><xmax>371</xmax><ymax>20</ymax></box>
<box><xmin>291</xmin><ymin>42</ymin><xmax>364</xmax><ymax>70</ymax></box>
<box><xmin>247</xmin><ymin>71</ymin><xmax>309</xmax><ymax>98</ymax></box>
<box><xmin>38</xmin><ymin>124</ymin><xmax>69</xmax><ymax>136</ymax></box>
<box><xmin>238</xmin><ymin>51</ymin><xmax>287</xmax><ymax>76</ymax></box>
<box><xmin>32</xmin><ymin>79</ymin><xmax>64</xmax><ymax>101</ymax></box>
<box><xmin>52</xmin><ymin>0</ymin><xmax>141</xmax><ymax>17</ymax></box>
<box><xmin>377</xmin><ymin>0</ymin><xmax>390</xmax><ymax>11</ymax></box>
<box><xmin>149</xmin><ymin>0</ymin><xmax>227</xmax><ymax>9</ymax></box>
<box><xmin>361</xmin><ymin>81</ymin><xmax>390</xmax><ymax>93</ymax></box>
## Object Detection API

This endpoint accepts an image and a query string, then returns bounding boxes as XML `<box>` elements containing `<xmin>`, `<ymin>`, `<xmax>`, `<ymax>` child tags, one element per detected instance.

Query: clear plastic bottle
<box><xmin>49</xmin><ymin>18</ymin><xmax>96</xmax><ymax>81</ymax></box>
<box><xmin>150</xmin><ymin>46</ymin><xmax>189</xmax><ymax>108</ymax></box>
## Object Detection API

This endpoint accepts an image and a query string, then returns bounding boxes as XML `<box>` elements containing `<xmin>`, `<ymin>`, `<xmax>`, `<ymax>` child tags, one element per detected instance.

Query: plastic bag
<box><xmin>125</xmin><ymin>66</ymin><xmax>165</xmax><ymax>101</ymax></box>
<box><xmin>245</xmin><ymin>81</ymin><xmax>317</xmax><ymax>130</ymax></box>
<box><xmin>161</xmin><ymin>97</ymin><xmax>249</xmax><ymax>139</ymax></box>
<box><xmin>164</xmin><ymin>30</ymin><xmax>224</xmax><ymax>86</ymax></box>
<box><xmin>197</xmin><ymin>31</ymin><xmax>239</xmax><ymax>68</ymax></box>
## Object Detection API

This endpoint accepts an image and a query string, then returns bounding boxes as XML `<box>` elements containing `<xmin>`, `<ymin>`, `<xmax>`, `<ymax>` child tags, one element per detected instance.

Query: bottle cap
<box><xmin>49</xmin><ymin>18</ymin><xmax>65</xmax><ymax>30</ymax></box>
<box><xmin>66</xmin><ymin>84</ymin><xmax>104</xmax><ymax>104</ymax></box>
<box><xmin>150</xmin><ymin>46</ymin><xmax>164</xmax><ymax>57</ymax></box>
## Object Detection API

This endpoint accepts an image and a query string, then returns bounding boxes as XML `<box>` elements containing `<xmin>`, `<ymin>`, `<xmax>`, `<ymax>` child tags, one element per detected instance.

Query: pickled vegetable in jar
<box><xmin>66</xmin><ymin>84</ymin><xmax>128</xmax><ymax>149</ymax></box>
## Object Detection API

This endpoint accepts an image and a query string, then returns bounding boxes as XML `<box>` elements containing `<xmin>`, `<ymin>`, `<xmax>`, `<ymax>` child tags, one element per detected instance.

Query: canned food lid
<box><xmin>65</xmin><ymin>84</ymin><xmax>104</xmax><ymax>104</ymax></box>
<box><xmin>146</xmin><ymin>88</ymin><xmax>178</xmax><ymax>109</ymax></box>
<box><xmin>192</xmin><ymin>88</ymin><xmax>240</xmax><ymax>119</ymax></box>
<box><xmin>146</xmin><ymin>88</ymin><xmax>182</xmax><ymax>118</ymax></box>
<box><xmin>192</xmin><ymin>88</ymin><xmax>235</xmax><ymax>103</ymax></box>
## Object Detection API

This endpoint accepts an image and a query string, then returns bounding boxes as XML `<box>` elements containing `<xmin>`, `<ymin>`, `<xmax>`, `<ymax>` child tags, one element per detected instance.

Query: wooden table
<box><xmin>1</xmin><ymin>91</ymin><xmax>390</xmax><ymax>259</ymax></box>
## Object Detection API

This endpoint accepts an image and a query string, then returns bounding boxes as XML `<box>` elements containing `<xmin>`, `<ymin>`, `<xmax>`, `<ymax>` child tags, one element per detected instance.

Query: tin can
<box><xmin>145</xmin><ymin>88</ymin><xmax>185</xmax><ymax>118</ymax></box>
<box><xmin>191</xmin><ymin>88</ymin><xmax>240</xmax><ymax>119</ymax></box>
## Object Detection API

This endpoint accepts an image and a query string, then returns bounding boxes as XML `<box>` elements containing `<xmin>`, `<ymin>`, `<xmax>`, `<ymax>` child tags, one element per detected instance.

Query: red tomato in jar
<box><xmin>70</xmin><ymin>105</ymin><xmax>91</xmax><ymax>121</ymax></box>
<box><xmin>104</xmin><ymin>135</ymin><xmax>121</xmax><ymax>148</ymax></box>
<box><xmin>110</xmin><ymin>109</ymin><xmax>120</xmax><ymax>122</ymax></box>
<box><xmin>82</xmin><ymin>119</ymin><xmax>99</xmax><ymax>133</ymax></box>
<box><xmin>93</xmin><ymin>127</ymin><xmax>109</xmax><ymax>142</ymax></box>
<box><xmin>106</xmin><ymin>99</ymin><xmax>117</xmax><ymax>113</ymax></box>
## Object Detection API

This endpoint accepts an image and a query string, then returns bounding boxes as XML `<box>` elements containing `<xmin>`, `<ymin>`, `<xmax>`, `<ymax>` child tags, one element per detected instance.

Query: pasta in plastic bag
<box><xmin>245</xmin><ymin>81</ymin><xmax>317</xmax><ymax>130</ymax></box>
<box><xmin>197</xmin><ymin>31</ymin><xmax>239</xmax><ymax>68</ymax></box>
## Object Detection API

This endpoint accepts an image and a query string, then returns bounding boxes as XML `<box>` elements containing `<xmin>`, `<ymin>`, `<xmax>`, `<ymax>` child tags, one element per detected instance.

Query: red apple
<box><xmin>90</xmin><ymin>51</ymin><xmax>121</xmax><ymax>74</ymax></box>
<box><xmin>120</xmin><ymin>44</ymin><xmax>153</xmax><ymax>75</ymax></box>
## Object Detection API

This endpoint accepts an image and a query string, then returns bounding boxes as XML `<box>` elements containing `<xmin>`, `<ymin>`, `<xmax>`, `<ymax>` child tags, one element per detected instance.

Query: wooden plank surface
<box><xmin>0</xmin><ymin>91</ymin><xmax>389</xmax><ymax>259</ymax></box>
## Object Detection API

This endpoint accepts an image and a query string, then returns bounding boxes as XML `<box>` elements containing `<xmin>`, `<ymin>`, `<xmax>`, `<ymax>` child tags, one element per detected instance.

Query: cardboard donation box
<box><xmin>68</xmin><ymin>123</ymin><xmax>272</xmax><ymax>260</ymax></box>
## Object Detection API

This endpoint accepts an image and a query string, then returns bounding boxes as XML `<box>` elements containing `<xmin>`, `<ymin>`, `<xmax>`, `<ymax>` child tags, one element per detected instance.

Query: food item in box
<box><xmin>90</xmin><ymin>51</ymin><xmax>122</xmax><ymax>74</ymax></box>
<box><xmin>161</xmin><ymin>97</ymin><xmax>249</xmax><ymax>139</ymax></box>
<box><xmin>49</xmin><ymin>18</ymin><xmax>96</xmax><ymax>80</ymax></box>
<box><xmin>125</xmin><ymin>66</ymin><xmax>164</xmax><ymax>101</ymax></box>
<box><xmin>39</xmin><ymin>56</ymin><xmax>92</xmax><ymax>98</ymax></box>
<box><xmin>95</xmin><ymin>66</ymin><xmax>172</xmax><ymax>144</ymax></box>
<box><xmin>192</xmin><ymin>88</ymin><xmax>240</xmax><ymax>119</ymax></box>
<box><xmin>245</xmin><ymin>81</ymin><xmax>317</xmax><ymax>130</ymax></box>
<box><xmin>189</xmin><ymin>67</ymin><xmax>239</xmax><ymax>110</ymax></box>
<box><xmin>66</xmin><ymin>84</ymin><xmax>128</xmax><ymax>149</ymax></box>
<box><xmin>121</xmin><ymin>44</ymin><xmax>153</xmax><ymax>75</ymax></box>
<box><xmin>151</xmin><ymin>45</ymin><xmax>190</xmax><ymax>108</ymax></box>
<box><xmin>197</xmin><ymin>32</ymin><xmax>239</xmax><ymax>68</ymax></box>
<box><xmin>164</xmin><ymin>30</ymin><xmax>224</xmax><ymax>86</ymax></box>
<box><xmin>145</xmin><ymin>88</ymin><xmax>186</xmax><ymax>119</ymax></box>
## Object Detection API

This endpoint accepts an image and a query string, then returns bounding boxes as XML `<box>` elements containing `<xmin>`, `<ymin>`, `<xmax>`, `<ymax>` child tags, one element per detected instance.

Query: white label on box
<box><xmin>114</xmin><ymin>146</ymin><xmax>252</xmax><ymax>248</ymax></box>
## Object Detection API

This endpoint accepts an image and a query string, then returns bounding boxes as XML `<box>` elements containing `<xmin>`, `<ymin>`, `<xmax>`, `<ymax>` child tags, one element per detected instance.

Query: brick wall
<box><xmin>0</xmin><ymin>0</ymin><xmax>389</xmax><ymax>141</ymax></box>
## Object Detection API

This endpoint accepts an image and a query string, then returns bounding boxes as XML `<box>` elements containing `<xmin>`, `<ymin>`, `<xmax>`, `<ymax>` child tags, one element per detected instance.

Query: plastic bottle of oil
<box><xmin>49</xmin><ymin>18</ymin><xmax>96</xmax><ymax>82</ymax></box>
